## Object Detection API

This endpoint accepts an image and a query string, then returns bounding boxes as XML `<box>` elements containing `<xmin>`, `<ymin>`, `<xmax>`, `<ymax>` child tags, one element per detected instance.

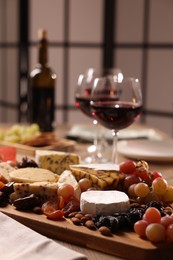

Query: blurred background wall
<box><xmin>0</xmin><ymin>0</ymin><xmax>173</xmax><ymax>136</ymax></box>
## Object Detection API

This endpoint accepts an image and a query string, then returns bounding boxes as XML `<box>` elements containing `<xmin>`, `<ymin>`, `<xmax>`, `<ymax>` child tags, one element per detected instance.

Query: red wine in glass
<box><xmin>91</xmin><ymin>101</ymin><xmax>143</xmax><ymax>131</ymax></box>
<box><xmin>75</xmin><ymin>93</ymin><xmax>119</xmax><ymax>119</ymax></box>
<box><xmin>75</xmin><ymin>95</ymin><xmax>92</xmax><ymax>118</ymax></box>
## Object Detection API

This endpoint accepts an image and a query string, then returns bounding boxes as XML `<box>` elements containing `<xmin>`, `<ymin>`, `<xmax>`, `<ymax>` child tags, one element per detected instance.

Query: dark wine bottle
<box><xmin>29</xmin><ymin>29</ymin><xmax>56</xmax><ymax>132</ymax></box>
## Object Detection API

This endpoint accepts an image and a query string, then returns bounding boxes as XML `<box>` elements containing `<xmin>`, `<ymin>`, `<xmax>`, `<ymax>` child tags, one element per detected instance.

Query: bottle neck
<box><xmin>38</xmin><ymin>38</ymin><xmax>48</xmax><ymax>66</ymax></box>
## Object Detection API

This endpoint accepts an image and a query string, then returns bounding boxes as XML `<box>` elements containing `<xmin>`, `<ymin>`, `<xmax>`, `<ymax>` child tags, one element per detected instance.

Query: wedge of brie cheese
<box><xmin>58</xmin><ymin>170</ymin><xmax>81</xmax><ymax>200</ymax></box>
<box><xmin>80</xmin><ymin>190</ymin><xmax>130</xmax><ymax>215</ymax></box>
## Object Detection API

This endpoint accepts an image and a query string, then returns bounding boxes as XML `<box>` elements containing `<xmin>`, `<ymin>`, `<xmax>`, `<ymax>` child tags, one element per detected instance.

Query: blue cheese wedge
<box><xmin>70</xmin><ymin>164</ymin><xmax>124</xmax><ymax>190</ymax></box>
<box><xmin>35</xmin><ymin>150</ymin><xmax>80</xmax><ymax>175</ymax></box>
<box><xmin>11</xmin><ymin>182</ymin><xmax>58</xmax><ymax>201</ymax></box>
<box><xmin>9</xmin><ymin>167</ymin><xmax>57</xmax><ymax>183</ymax></box>
<box><xmin>80</xmin><ymin>190</ymin><xmax>130</xmax><ymax>215</ymax></box>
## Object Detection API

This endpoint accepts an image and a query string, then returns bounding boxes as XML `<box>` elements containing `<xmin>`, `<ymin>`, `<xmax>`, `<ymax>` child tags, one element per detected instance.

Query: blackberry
<box><xmin>114</xmin><ymin>213</ymin><xmax>130</xmax><ymax>229</ymax></box>
<box><xmin>0</xmin><ymin>191</ymin><xmax>9</xmax><ymax>207</ymax></box>
<box><xmin>127</xmin><ymin>209</ymin><xmax>144</xmax><ymax>230</ymax></box>
<box><xmin>108</xmin><ymin>216</ymin><xmax>120</xmax><ymax>233</ymax></box>
<box><xmin>92</xmin><ymin>214</ymin><xmax>101</xmax><ymax>224</ymax></box>
<box><xmin>17</xmin><ymin>156</ymin><xmax>38</xmax><ymax>168</ymax></box>
<box><xmin>93</xmin><ymin>215</ymin><xmax>120</xmax><ymax>233</ymax></box>
<box><xmin>1</xmin><ymin>181</ymin><xmax>14</xmax><ymax>195</ymax></box>
<box><xmin>128</xmin><ymin>206</ymin><xmax>145</xmax><ymax>219</ymax></box>
<box><xmin>94</xmin><ymin>215</ymin><xmax>111</xmax><ymax>228</ymax></box>
<box><xmin>145</xmin><ymin>201</ymin><xmax>166</xmax><ymax>216</ymax></box>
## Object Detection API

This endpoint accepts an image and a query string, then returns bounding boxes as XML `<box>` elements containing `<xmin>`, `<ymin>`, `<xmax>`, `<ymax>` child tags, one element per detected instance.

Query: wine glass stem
<box><xmin>112</xmin><ymin>130</ymin><xmax>118</xmax><ymax>164</ymax></box>
<box><xmin>93</xmin><ymin>120</ymin><xmax>98</xmax><ymax>148</ymax></box>
<box><xmin>92</xmin><ymin>119</ymin><xmax>99</xmax><ymax>160</ymax></box>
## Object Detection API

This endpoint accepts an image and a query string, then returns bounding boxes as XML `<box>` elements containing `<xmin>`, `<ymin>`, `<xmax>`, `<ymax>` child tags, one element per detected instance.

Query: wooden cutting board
<box><xmin>0</xmin><ymin>138</ymin><xmax>76</xmax><ymax>157</ymax></box>
<box><xmin>0</xmin><ymin>205</ymin><xmax>172</xmax><ymax>260</ymax></box>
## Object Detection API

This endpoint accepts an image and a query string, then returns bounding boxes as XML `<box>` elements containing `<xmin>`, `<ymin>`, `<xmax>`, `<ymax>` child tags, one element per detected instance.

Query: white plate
<box><xmin>118</xmin><ymin>139</ymin><xmax>173</xmax><ymax>162</ymax></box>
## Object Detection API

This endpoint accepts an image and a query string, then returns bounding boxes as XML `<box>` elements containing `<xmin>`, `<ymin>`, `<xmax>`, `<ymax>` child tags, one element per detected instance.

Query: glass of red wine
<box><xmin>90</xmin><ymin>76</ymin><xmax>143</xmax><ymax>163</ymax></box>
<box><xmin>75</xmin><ymin>68</ymin><xmax>99</xmax><ymax>163</ymax></box>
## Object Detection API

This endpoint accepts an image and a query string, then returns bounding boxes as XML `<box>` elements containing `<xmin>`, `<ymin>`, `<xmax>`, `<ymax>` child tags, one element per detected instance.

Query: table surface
<box><xmin>13</xmin><ymin>123</ymin><xmax>173</xmax><ymax>259</ymax></box>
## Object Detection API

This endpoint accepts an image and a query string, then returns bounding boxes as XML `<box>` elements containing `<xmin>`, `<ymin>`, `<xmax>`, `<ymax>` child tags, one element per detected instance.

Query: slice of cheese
<box><xmin>9</xmin><ymin>167</ymin><xmax>57</xmax><ymax>183</ymax></box>
<box><xmin>0</xmin><ymin>162</ymin><xmax>15</xmax><ymax>183</ymax></box>
<box><xmin>70</xmin><ymin>164</ymin><xmax>124</xmax><ymax>190</ymax></box>
<box><xmin>35</xmin><ymin>150</ymin><xmax>80</xmax><ymax>175</ymax></box>
<box><xmin>11</xmin><ymin>182</ymin><xmax>58</xmax><ymax>201</ymax></box>
<box><xmin>80</xmin><ymin>190</ymin><xmax>130</xmax><ymax>216</ymax></box>
<box><xmin>58</xmin><ymin>170</ymin><xmax>81</xmax><ymax>200</ymax></box>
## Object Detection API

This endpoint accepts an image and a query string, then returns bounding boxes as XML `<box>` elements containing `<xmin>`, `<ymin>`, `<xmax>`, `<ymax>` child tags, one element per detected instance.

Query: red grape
<box><xmin>144</xmin><ymin>190</ymin><xmax>160</xmax><ymax>204</ymax></box>
<box><xmin>78</xmin><ymin>178</ymin><xmax>92</xmax><ymax>192</ymax></box>
<box><xmin>134</xmin><ymin>220</ymin><xmax>148</xmax><ymax>238</ymax></box>
<box><xmin>134</xmin><ymin>182</ymin><xmax>150</xmax><ymax>198</ymax></box>
<box><xmin>162</xmin><ymin>185</ymin><xmax>173</xmax><ymax>202</ymax></box>
<box><xmin>166</xmin><ymin>224</ymin><xmax>173</xmax><ymax>241</ymax></box>
<box><xmin>143</xmin><ymin>207</ymin><xmax>161</xmax><ymax>224</ymax></box>
<box><xmin>145</xmin><ymin>223</ymin><xmax>166</xmax><ymax>243</ymax></box>
<box><xmin>134</xmin><ymin>160</ymin><xmax>150</xmax><ymax>183</ymax></box>
<box><xmin>124</xmin><ymin>174</ymin><xmax>140</xmax><ymax>189</ymax></box>
<box><xmin>128</xmin><ymin>184</ymin><xmax>137</xmax><ymax>198</ymax></box>
<box><xmin>58</xmin><ymin>183</ymin><xmax>75</xmax><ymax>203</ymax></box>
<box><xmin>134</xmin><ymin>166</ymin><xmax>150</xmax><ymax>184</ymax></box>
<box><xmin>160</xmin><ymin>215</ymin><xmax>173</xmax><ymax>229</ymax></box>
<box><xmin>119</xmin><ymin>160</ymin><xmax>136</xmax><ymax>175</ymax></box>
<box><xmin>152</xmin><ymin>177</ymin><xmax>168</xmax><ymax>195</ymax></box>
<box><xmin>150</xmin><ymin>170</ymin><xmax>163</xmax><ymax>181</ymax></box>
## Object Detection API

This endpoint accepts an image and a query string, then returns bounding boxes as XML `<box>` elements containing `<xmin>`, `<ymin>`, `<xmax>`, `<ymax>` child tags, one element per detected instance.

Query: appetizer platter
<box><xmin>0</xmin><ymin>146</ymin><xmax>173</xmax><ymax>259</ymax></box>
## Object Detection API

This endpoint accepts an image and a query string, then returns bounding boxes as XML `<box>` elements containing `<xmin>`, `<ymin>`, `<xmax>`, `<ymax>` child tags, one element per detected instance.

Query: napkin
<box><xmin>0</xmin><ymin>212</ymin><xmax>87</xmax><ymax>260</ymax></box>
<box><xmin>67</xmin><ymin>124</ymin><xmax>162</xmax><ymax>142</ymax></box>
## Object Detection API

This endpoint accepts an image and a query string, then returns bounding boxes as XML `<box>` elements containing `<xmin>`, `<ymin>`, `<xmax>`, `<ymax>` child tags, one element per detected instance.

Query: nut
<box><xmin>84</xmin><ymin>220</ymin><xmax>97</xmax><ymax>230</ymax></box>
<box><xmin>33</xmin><ymin>206</ymin><xmax>43</xmax><ymax>214</ymax></box>
<box><xmin>81</xmin><ymin>216</ymin><xmax>91</xmax><ymax>224</ymax></box>
<box><xmin>67</xmin><ymin>212</ymin><xmax>79</xmax><ymax>218</ymax></box>
<box><xmin>84</xmin><ymin>214</ymin><xmax>92</xmax><ymax>219</ymax></box>
<box><xmin>98</xmin><ymin>226</ymin><xmax>112</xmax><ymax>236</ymax></box>
<box><xmin>75</xmin><ymin>213</ymin><xmax>84</xmax><ymax>219</ymax></box>
<box><xmin>164</xmin><ymin>206</ymin><xmax>173</xmax><ymax>215</ymax></box>
<box><xmin>71</xmin><ymin>217</ymin><xmax>81</xmax><ymax>225</ymax></box>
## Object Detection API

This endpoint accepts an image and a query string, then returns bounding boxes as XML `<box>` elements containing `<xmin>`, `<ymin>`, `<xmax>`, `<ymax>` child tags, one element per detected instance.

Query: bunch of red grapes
<box><xmin>119</xmin><ymin>160</ymin><xmax>173</xmax><ymax>204</ymax></box>
<box><xmin>120</xmin><ymin>160</ymin><xmax>173</xmax><ymax>242</ymax></box>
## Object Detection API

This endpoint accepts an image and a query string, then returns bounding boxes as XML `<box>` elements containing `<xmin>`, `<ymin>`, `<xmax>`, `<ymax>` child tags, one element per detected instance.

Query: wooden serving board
<box><xmin>0</xmin><ymin>138</ymin><xmax>76</xmax><ymax>157</ymax></box>
<box><xmin>0</xmin><ymin>205</ymin><xmax>173</xmax><ymax>260</ymax></box>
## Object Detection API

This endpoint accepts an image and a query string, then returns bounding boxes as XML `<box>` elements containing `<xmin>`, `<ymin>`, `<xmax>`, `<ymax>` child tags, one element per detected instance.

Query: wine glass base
<box><xmin>81</xmin><ymin>144</ymin><xmax>111</xmax><ymax>164</ymax></box>
<box><xmin>82</xmin><ymin>144</ymin><xmax>97</xmax><ymax>164</ymax></box>
<box><xmin>81</xmin><ymin>156</ymin><xmax>110</xmax><ymax>164</ymax></box>
<box><xmin>82</xmin><ymin>156</ymin><xmax>96</xmax><ymax>164</ymax></box>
